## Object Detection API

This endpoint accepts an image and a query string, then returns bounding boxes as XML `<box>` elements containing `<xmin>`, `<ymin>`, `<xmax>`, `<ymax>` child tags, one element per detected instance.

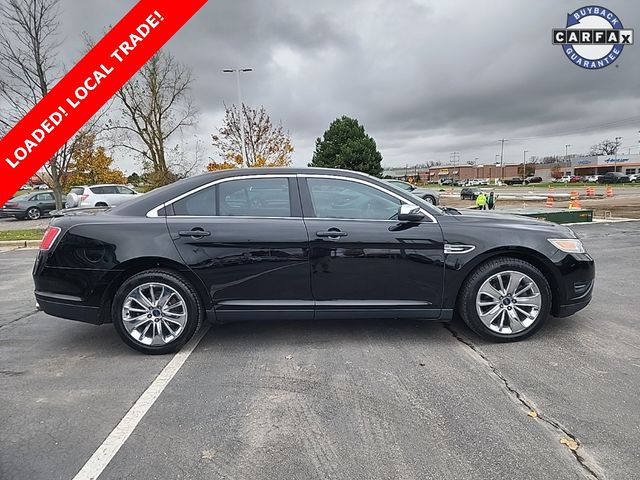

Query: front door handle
<box><xmin>178</xmin><ymin>229</ymin><xmax>211</xmax><ymax>238</ymax></box>
<box><xmin>316</xmin><ymin>230</ymin><xmax>347</xmax><ymax>238</ymax></box>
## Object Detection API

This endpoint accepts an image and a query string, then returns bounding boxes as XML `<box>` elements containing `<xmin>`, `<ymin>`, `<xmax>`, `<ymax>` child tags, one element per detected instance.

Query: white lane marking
<box><xmin>72</xmin><ymin>325</ymin><xmax>209</xmax><ymax>480</ymax></box>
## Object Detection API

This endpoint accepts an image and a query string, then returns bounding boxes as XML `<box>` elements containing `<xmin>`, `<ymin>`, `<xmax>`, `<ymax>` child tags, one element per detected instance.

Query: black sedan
<box><xmin>33</xmin><ymin>168</ymin><xmax>594</xmax><ymax>354</ymax></box>
<box><xmin>460</xmin><ymin>187</ymin><xmax>482</xmax><ymax>200</ymax></box>
<box><xmin>1</xmin><ymin>190</ymin><xmax>56</xmax><ymax>220</ymax></box>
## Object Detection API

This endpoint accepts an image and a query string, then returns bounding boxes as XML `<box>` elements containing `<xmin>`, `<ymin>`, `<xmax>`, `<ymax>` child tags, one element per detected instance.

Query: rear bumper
<box><xmin>0</xmin><ymin>208</ymin><xmax>26</xmax><ymax>218</ymax></box>
<box><xmin>35</xmin><ymin>291</ymin><xmax>101</xmax><ymax>325</ymax></box>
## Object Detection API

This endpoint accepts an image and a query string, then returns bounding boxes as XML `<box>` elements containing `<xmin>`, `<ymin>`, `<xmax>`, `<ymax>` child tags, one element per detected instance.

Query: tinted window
<box><xmin>307</xmin><ymin>178</ymin><xmax>401</xmax><ymax>220</ymax></box>
<box><xmin>70</xmin><ymin>187</ymin><xmax>85</xmax><ymax>195</ymax></box>
<box><xmin>388</xmin><ymin>180</ymin><xmax>413</xmax><ymax>191</ymax></box>
<box><xmin>173</xmin><ymin>186</ymin><xmax>216</xmax><ymax>216</ymax></box>
<box><xmin>32</xmin><ymin>193</ymin><xmax>54</xmax><ymax>201</ymax></box>
<box><xmin>91</xmin><ymin>186</ymin><xmax>118</xmax><ymax>194</ymax></box>
<box><xmin>219</xmin><ymin>178</ymin><xmax>291</xmax><ymax>217</ymax></box>
<box><xmin>116</xmin><ymin>186</ymin><xmax>135</xmax><ymax>194</ymax></box>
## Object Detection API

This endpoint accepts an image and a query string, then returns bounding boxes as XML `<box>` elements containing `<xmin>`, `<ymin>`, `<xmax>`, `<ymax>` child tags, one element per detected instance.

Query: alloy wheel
<box><xmin>475</xmin><ymin>270</ymin><xmax>542</xmax><ymax>335</ymax></box>
<box><xmin>27</xmin><ymin>208</ymin><xmax>41</xmax><ymax>220</ymax></box>
<box><xmin>121</xmin><ymin>282</ymin><xmax>188</xmax><ymax>346</ymax></box>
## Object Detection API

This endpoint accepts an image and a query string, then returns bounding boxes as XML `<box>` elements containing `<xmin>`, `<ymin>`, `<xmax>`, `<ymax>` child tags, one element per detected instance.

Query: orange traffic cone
<box><xmin>569</xmin><ymin>191</ymin><xmax>581</xmax><ymax>209</ymax></box>
<box><xmin>606</xmin><ymin>185</ymin><xmax>614</xmax><ymax>197</ymax></box>
<box><xmin>546</xmin><ymin>195</ymin><xmax>554</xmax><ymax>208</ymax></box>
<box><xmin>585</xmin><ymin>187</ymin><xmax>595</xmax><ymax>197</ymax></box>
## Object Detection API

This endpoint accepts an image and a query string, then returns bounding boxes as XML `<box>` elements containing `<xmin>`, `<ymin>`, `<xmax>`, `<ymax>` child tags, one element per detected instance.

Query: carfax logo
<box><xmin>553</xmin><ymin>6</ymin><xmax>633</xmax><ymax>69</ymax></box>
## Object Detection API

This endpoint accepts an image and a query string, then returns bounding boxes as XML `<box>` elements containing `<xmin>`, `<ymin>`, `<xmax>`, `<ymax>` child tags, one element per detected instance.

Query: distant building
<box><xmin>426</xmin><ymin>164</ymin><xmax>521</xmax><ymax>182</ymax></box>
<box><xmin>571</xmin><ymin>154</ymin><xmax>640</xmax><ymax>176</ymax></box>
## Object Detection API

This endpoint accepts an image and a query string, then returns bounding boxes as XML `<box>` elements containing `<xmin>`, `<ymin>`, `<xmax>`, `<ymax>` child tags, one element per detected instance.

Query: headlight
<box><xmin>547</xmin><ymin>238</ymin><xmax>585</xmax><ymax>254</ymax></box>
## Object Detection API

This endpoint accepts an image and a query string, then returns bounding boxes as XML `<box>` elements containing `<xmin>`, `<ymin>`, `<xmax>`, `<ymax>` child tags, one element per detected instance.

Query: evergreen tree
<box><xmin>310</xmin><ymin>116</ymin><xmax>383</xmax><ymax>176</ymax></box>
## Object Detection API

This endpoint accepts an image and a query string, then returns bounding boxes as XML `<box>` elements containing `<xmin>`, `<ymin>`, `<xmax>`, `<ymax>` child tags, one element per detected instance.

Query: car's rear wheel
<box><xmin>26</xmin><ymin>207</ymin><xmax>42</xmax><ymax>220</ymax></box>
<box><xmin>457</xmin><ymin>257</ymin><xmax>551</xmax><ymax>342</ymax></box>
<box><xmin>112</xmin><ymin>270</ymin><xmax>203</xmax><ymax>354</ymax></box>
<box><xmin>423</xmin><ymin>195</ymin><xmax>436</xmax><ymax>204</ymax></box>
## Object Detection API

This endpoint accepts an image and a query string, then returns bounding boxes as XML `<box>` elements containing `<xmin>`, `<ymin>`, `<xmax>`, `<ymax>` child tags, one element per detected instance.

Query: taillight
<box><xmin>80</xmin><ymin>194</ymin><xmax>88</xmax><ymax>201</ymax></box>
<box><xmin>40</xmin><ymin>226</ymin><xmax>62</xmax><ymax>250</ymax></box>
<box><xmin>4</xmin><ymin>202</ymin><xmax>17</xmax><ymax>208</ymax></box>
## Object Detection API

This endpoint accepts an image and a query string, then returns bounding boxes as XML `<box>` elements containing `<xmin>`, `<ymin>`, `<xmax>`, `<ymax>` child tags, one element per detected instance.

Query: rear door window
<box><xmin>219</xmin><ymin>178</ymin><xmax>291</xmax><ymax>217</ymax></box>
<box><xmin>173</xmin><ymin>186</ymin><xmax>216</xmax><ymax>216</ymax></box>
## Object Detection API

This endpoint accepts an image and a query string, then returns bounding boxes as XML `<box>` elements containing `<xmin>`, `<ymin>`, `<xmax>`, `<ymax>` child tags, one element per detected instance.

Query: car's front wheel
<box><xmin>457</xmin><ymin>257</ymin><xmax>551</xmax><ymax>342</ymax></box>
<box><xmin>112</xmin><ymin>270</ymin><xmax>204</xmax><ymax>354</ymax></box>
<box><xmin>423</xmin><ymin>195</ymin><xmax>436</xmax><ymax>204</ymax></box>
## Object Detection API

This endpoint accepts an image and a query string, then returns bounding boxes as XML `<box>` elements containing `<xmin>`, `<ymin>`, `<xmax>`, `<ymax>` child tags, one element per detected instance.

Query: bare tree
<box><xmin>589</xmin><ymin>138</ymin><xmax>622</xmax><ymax>156</ymax></box>
<box><xmin>110</xmin><ymin>50</ymin><xmax>197</xmax><ymax>187</ymax></box>
<box><xmin>209</xmin><ymin>103</ymin><xmax>293</xmax><ymax>170</ymax></box>
<box><xmin>0</xmin><ymin>0</ymin><xmax>68</xmax><ymax>206</ymax></box>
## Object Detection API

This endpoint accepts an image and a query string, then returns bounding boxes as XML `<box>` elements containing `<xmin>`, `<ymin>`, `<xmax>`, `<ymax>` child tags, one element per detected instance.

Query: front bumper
<box><xmin>551</xmin><ymin>252</ymin><xmax>595</xmax><ymax>317</ymax></box>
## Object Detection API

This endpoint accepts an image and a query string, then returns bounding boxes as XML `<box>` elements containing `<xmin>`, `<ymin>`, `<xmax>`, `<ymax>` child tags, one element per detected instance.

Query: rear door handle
<box><xmin>316</xmin><ymin>230</ymin><xmax>347</xmax><ymax>238</ymax></box>
<box><xmin>178</xmin><ymin>230</ymin><xmax>211</xmax><ymax>238</ymax></box>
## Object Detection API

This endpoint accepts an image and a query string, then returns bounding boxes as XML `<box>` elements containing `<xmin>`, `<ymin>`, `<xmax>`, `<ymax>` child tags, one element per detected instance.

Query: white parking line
<box><xmin>72</xmin><ymin>325</ymin><xmax>209</xmax><ymax>480</ymax></box>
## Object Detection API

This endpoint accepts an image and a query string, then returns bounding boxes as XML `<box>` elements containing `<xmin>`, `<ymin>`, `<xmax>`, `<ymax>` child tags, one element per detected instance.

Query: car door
<box><xmin>165</xmin><ymin>175</ymin><xmax>313</xmax><ymax>321</ymax></box>
<box><xmin>299</xmin><ymin>174</ymin><xmax>445</xmax><ymax>320</ymax></box>
<box><xmin>39</xmin><ymin>192</ymin><xmax>56</xmax><ymax>214</ymax></box>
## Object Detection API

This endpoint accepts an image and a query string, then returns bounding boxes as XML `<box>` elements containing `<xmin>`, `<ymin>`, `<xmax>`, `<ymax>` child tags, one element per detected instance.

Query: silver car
<box><xmin>65</xmin><ymin>184</ymin><xmax>140</xmax><ymax>208</ymax></box>
<box><xmin>384</xmin><ymin>179</ymin><xmax>440</xmax><ymax>205</ymax></box>
<box><xmin>1</xmin><ymin>190</ymin><xmax>56</xmax><ymax>220</ymax></box>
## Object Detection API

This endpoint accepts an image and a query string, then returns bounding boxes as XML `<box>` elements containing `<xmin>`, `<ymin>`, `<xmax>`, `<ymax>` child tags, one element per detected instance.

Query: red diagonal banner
<box><xmin>0</xmin><ymin>0</ymin><xmax>207</xmax><ymax>205</ymax></box>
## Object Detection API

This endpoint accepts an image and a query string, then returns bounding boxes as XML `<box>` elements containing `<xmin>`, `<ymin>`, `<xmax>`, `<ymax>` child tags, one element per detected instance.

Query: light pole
<box><xmin>223</xmin><ymin>68</ymin><xmax>253</xmax><ymax>165</ymax></box>
<box><xmin>614</xmin><ymin>136</ymin><xmax>622</xmax><ymax>172</ymax></box>
<box><xmin>523</xmin><ymin>150</ymin><xmax>528</xmax><ymax>179</ymax></box>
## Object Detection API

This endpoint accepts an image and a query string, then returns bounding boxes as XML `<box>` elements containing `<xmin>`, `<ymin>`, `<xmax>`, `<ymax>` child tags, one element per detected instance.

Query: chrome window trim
<box><xmin>300</xmin><ymin>173</ymin><xmax>438</xmax><ymax>223</ymax></box>
<box><xmin>146</xmin><ymin>174</ymin><xmax>296</xmax><ymax>218</ymax></box>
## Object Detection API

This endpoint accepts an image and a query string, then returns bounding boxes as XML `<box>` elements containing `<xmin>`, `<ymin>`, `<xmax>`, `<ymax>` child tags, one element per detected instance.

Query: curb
<box><xmin>0</xmin><ymin>240</ymin><xmax>41</xmax><ymax>248</ymax></box>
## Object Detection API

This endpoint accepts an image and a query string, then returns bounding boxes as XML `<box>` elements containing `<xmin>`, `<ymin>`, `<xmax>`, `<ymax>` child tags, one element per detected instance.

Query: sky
<box><xmin>49</xmin><ymin>0</ymin><xmax>640</xmax><ymax>173</ymax></box>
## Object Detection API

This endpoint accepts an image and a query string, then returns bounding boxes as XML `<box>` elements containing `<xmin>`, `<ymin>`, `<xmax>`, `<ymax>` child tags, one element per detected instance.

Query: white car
<box><xmin>629</xmin><ymin>174</ymin><xmax>639</xmax><ymax>183</ymax></box>
<box><xmin>66</xmin><ymin>184</ymin><xmax>140</xmax><ymax>208</ymax></box>
<box><xmin>585</xmin><ymin>175</ymin><xmax>601</xmax><ymax>182</ymax></box>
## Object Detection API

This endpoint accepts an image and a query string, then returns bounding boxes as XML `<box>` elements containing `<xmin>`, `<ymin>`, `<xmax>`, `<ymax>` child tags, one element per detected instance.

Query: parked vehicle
<box><xmin>584</xmin><ymin>175</ymin><xmax>602</xmax><ymax>183</ymax></box>
<box><xmin>629</xmin><ymin>174</ymin><xmax>639</xmax><ymax>183</ymax></box>
<box><xmin>65</xmin><ymin>184</ymin><xmax>139</xmax><ymax>208</ymax></box>
<box><xmin>460</xmin><ymin>187</ymin><xmax>482</xmax><ymax>200</ymax></box>
<box><xmin>569</xmin><ymin>175</ymin><xmax>583</xmax><ymax>183</ymax></box>
<box><xmin>34</xmin><ymin>168</ymin><xmax>594</xmax><ymax>354</ymax></box>
<box><xmin>1</xmin><ymin>191</ymin><xmax>56</xmax><ymax>220</ymax></box>
<box><xmin>556</xmin><ymin>175</ymin><xmax>571</xmax><ymax>183</ymax></box>
<box><xmin>504</xmin><ymin>177</ymin><xmax>524</xmax><ymax>185</ymax></box>
<box><xmin>384</xmin><ymin>179</ymin><xmax>440</xmax><ymax>205</ymax></box>
<box><xmin>597</xmin><ymin>172</ymin><xmax>630</xmax><ymax>184</ymax></box>
<box><xmin>439</xmin><ymin>179</ymin><xmax>453</xmax><ymax>186</ymax></box>
<box><xmin>523</xmin><ymin>176</ymin><xmax>542</xmax><ymax>185</ymax></box>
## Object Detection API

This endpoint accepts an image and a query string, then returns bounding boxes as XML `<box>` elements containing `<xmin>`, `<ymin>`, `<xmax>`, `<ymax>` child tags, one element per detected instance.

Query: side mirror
<box><xmin>398</xmin><ymin>204</ymin><xmax>425</xmax><ymax>222</ymax></box>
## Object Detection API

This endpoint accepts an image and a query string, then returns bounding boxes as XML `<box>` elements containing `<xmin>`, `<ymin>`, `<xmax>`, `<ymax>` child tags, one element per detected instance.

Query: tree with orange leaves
<box><xmin>66</xmin><ymin>132</ymin><xmax>126</xmax><ymax>187</ymax></box>
<box><xmin>208</xmin><ymin>104</ymin><xmax>293</xmax><ymax>171</ymax></box>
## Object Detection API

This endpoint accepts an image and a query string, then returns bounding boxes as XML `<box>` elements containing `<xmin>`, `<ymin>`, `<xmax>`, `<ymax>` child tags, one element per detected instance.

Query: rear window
<box><xmin>70</xmin><ymin>187</ymin><xmax>84</xmax><ymax>195</ymax></box>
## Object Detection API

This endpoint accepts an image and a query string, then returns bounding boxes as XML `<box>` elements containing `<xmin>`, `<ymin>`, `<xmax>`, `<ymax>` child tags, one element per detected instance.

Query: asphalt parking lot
<box><xmin>1</xmin><ymin>221</ymin><xmax>639</xmax><ymax>480</ymax></box>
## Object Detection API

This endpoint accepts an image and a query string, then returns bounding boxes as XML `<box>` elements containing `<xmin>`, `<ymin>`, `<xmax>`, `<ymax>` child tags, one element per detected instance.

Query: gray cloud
<box><xmin>55</xmin><ymin>0</ymin><xmax>640</xmax><ymax>171</ymax></box>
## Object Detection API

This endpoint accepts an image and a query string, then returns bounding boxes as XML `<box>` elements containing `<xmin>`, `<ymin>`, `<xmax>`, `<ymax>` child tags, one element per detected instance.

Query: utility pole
<box><xmin>614</xmin><ymin>137</ymin><xmax>622</xmax><ymax>172</ymax></box>
<box><xmin>498</xmin><ymin>139</ymin><xmax>507</xmax><ymax>181</ymax></box>
<box><xmin>523</xmin><ymin>150</ymin><xmax>528</xmax><ymax>179</ymax></box>
<box><xmin>223</xmin><ymin>68</ymin><xmax>253</xmax><ymax>165</ymax></box>
<box><xmin>450</xmin><ymin>152</ymin><xmax>460</xmax><ymax>182</ymax></box>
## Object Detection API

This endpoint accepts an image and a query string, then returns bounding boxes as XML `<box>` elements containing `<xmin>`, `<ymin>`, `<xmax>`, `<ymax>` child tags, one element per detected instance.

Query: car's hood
<box><xmin>442</xmin><ymin>209</ymin><xmax>577</xmax><ymax>237</ymax></box>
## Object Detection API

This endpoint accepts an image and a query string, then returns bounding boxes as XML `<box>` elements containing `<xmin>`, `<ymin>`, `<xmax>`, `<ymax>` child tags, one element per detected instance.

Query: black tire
<box><xmin>112</xmin><ymin>269</ymin><xmax>204</xmax><ymax>355</ymax></box>
<box><xmin>457</xmin><ymin>257</ymin><xmax>551</xmax><ymax>342</ymax></box>
<box><xmin>26</xmin><ymin>207</ymin><xmax>42</xmax><ymax>220</ymax></box>
<box><xmin>423</xmin><ymin>195</ymin><xmax>436</xmax><ymax>204</ymax></box>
